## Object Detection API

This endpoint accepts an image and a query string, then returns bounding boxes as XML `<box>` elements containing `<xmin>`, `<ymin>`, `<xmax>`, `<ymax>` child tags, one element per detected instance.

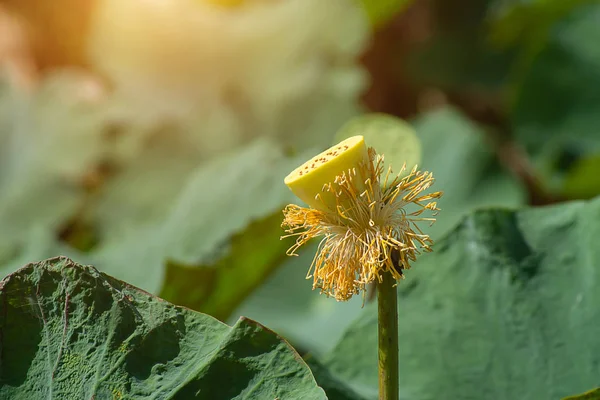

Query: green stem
<box><xmin>377</xmin><ymin>271</ymin><xmax>399</xmax><ymax>400</ymax></box>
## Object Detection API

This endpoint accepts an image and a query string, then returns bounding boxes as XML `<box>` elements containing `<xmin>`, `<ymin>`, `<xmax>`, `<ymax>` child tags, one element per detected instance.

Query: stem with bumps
<box><xmin>377</xmin><ymin>271</ymin><xmax>399</xmax><ymax>400</ymax></box>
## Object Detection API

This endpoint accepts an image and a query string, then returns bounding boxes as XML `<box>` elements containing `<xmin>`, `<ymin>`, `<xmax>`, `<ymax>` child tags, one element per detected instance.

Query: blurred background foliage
<box><xmin>1</xmin><ymin>0</ymin><xmax>599</xmax><ymax>363</ymax></box>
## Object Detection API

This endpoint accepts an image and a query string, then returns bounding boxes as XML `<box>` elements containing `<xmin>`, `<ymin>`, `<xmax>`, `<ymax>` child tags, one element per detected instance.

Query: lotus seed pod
<box><xmin>284</xmin><ymin>135</ymin><xmax>369</xmax><ymax>211</ymax></box>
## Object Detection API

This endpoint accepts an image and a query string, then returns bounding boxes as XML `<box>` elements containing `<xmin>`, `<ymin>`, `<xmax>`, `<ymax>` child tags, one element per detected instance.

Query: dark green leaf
<box><xmin>0</xmin><ymin>257</ymin><xmax>326</xmax><ymax>399</ymax></box>
<box><xmin>160</xmin><ymin>212</ymin><xmax>292</xmax><ymax>321</ymax></box>
<box><xmin>563</xmin><ymin>387</ymin><xmax>600</xmax><ymax>400</ymax></box>
<box><xmin>305</xmin><ymin>355</ymin><xmax>369</xmax><ymax>400</ymax></box>
<box><xmin>325</xmin><ymin>197</ymin><xmax>600</xmax><ymax>399</ymax></box>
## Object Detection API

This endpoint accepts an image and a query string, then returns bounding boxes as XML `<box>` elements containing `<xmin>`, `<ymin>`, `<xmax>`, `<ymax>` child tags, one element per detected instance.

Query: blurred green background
<box><xmin>1</xmin><ymin>0</ymin><xmax>599</xmax><ymax>384</ymax></box>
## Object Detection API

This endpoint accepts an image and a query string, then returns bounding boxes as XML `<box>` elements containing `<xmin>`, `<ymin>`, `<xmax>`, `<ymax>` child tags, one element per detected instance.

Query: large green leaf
<box><xmin>0</xmin><ymin>257</ymin><xmax>326</xmax><ymax>399</ymax></box>
<box><xmin>160</xmin><ymin>212</ymin><xmax>292</xmax><ymax>321</ymax></box>
<box><xmin>324</xmin><ymin>196</ymin><xmax>600</xmax><ymax>399</ymax></box>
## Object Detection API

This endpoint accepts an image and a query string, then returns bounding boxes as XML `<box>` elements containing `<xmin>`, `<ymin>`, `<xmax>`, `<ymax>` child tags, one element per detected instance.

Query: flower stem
<box><xmin>377</xmin><ymin>271</ymin><xmax>399</xmax><ymax>400</ymax></box>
